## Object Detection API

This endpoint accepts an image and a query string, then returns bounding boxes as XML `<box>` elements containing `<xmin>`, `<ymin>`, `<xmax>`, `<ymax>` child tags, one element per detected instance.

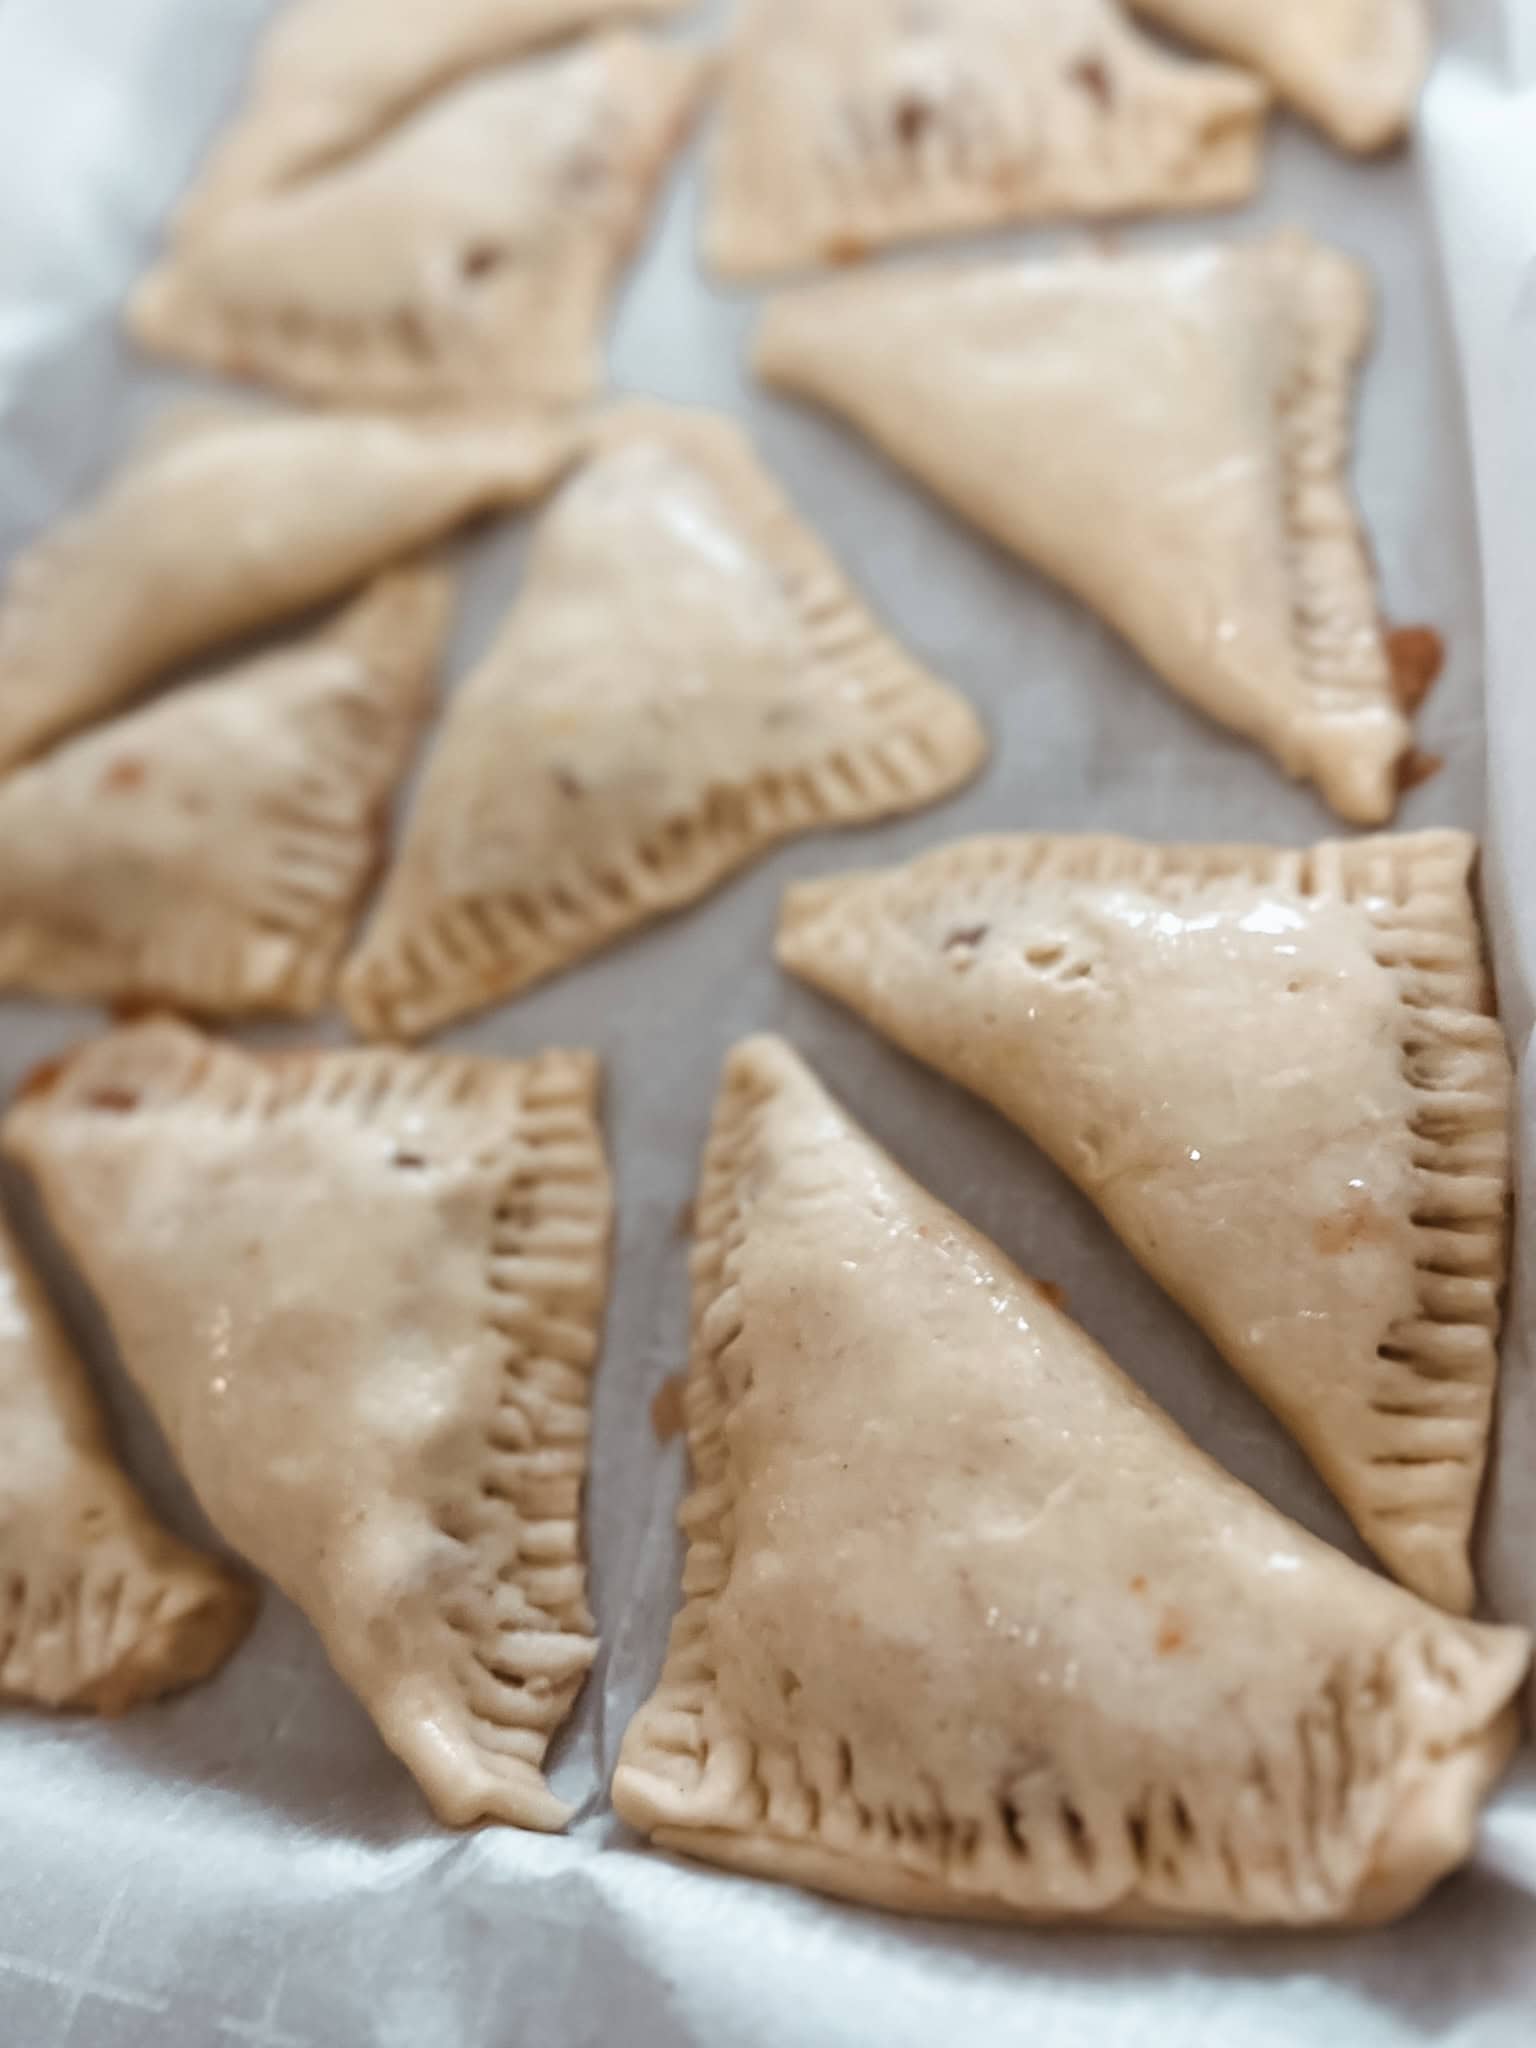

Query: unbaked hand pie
<box><xmin>757</xmin><ymin>232</ymin><xmax>1413</xmax><ymax>824</ymax></box>
<box><xmin>0</xmin><ymin>406</ymin><xmax>573</xmax><ymax>773</ymax></box>
<box><xmin>342</xmin><ymin>404</ymin><xmax>986</xmax><ymax>1039</ymax></box>
<box><xmin>778</xmin><ymin>829</ymin><xmax>1512</xmax><ymax>1615</ymax></box>
<box><xmin>5</xmin><ymin>1019</ymin><xmax>613</xmax><ymax>1831</ymax></box>
<box><xmin>704</xmin><ymin>0</ymin><xmax>1268</xmax><ymax>278</ymax></box>
<box><xmin>130</xmin><ymin>37</ymin><xmax>708</xmax><ymax>409</ymax></box>
<box><xmin>0</xmin><ymin>569</ymin><xmax>446</xmax><ymax>1018</ymax></box>
<box><xmin>613</xmin><ymin>1037</ymin><xmax>1529</xmax><ymax>1927</ymax></box>
<box><xmin>1129</xmin><ymin>0</ymin><xmax>1428</xmax><ymax>153</ymax></box>
<box><xmin>0</xmin><ymin>1212</ymin><xmax>253</xmax><ymax>1714</ymax></box>
<box><xmin>175</xmin><ymin>0</ymin><xmax>694</xmax><ymax>234</ymax></box>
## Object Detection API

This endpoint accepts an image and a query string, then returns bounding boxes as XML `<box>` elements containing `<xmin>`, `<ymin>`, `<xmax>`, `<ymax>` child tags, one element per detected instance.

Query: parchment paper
<box><xmin>0</xmin><ymin>2</ymin><xmax>1532</xmax><ymax>2042</ymax></box>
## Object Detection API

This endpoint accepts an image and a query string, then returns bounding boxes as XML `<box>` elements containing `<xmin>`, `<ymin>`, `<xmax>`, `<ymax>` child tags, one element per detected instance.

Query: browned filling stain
<box><xmin>1071</xmin><ymin>56</ymin><xmax>1114</xmax><ymax>109</ymax></box>
<box><xmin>893</xmin><ymin>94</ymin><xmax>934</xmax><ymax>146</ymax></box>
<box><xmin>1156</xmin><ymin>1609</ymin><xmax>1190</xmax><ymax>1656</ymax></box>
<box><xmin>1128</xmin><ymin>1574</ymin><xmax>1149</xmax><ymax>1596</ymax></box>
<box><xmin>1397</xmin><ymin>747</ymin><xmax>1445</xmax><ymax>794</ymax></box>
<box><xmin>86</xmin><ymin>1087</ymin><xmax>140</xmax><ymax>1115</ymax></box>
<box><xmin>650</xmin><ymin>1372</ymin><xmax>689</xmax><ymax>1445</ymax></box>
<box><xmin>1030</xmin><ymin>1278</ymin><xmax>1068</xmax><ymax>1313</ymax></box>
<box><xmin>98</xmin><ymin>756</ymin><xmax>147</xmax><ymax>794</ymax></box>
<box><xmin>16</xmin><ymin>1054</ymin><xmax>69</xmax><ymax>1101</ymax></box>
<box><xmin>1386</xmin><ymin>624</ymin><xmax>1445</xmax><ymax>714</ymax></box>
<box><xmin>1314</xmin><ymin>1187</ymin><xmax>1396</xmax><ymax>1256</ymax></box>
<box><xmin>824</xmin><ymin>233</ymin><xmax>870</xmax><ymax>267</ymax></box>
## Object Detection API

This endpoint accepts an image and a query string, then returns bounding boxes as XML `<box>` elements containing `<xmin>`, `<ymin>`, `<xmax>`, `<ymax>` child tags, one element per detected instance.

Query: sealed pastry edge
<box><xmin>340</xmin><ymin>400</ymin><xmax>988</xmax><ymax>1041</ymax></box>
<box><xmin>777</xmin><ymin>827</ymin><xmax>1512</xmax><ymax>1615</ymax></box>
<box><xmin>753</xmin><ymin>231</ymin><xmax>1415</xmax><ymax>825</ymax></box>
<box><xmin>128</xmin><ymin>38</ymin><xmax>714</xmax><ymax>411</ymax></box>
<box><xmin>612</xmin><ymin>1033</ymin><xmax>1529</xmax><ymax>1928</ymax></box>
<box><xmin>172</xmin><ymin>0</ymin><xmax>698</xmax><ymax>236</ymax></box>
<box><xmin>0</xmin><ymin>567</ymin><xmax>449</xmax><ymax>1019</ymax></box>
<box><xmin>702</xmin><ymin>0</ymin><xmax>1271</xmax><ymax>280</ymax></box>
<box><xmin>3</xmin><ymin>1019</ymin><xmax>614</xmax><ymax>1831</ymax></box>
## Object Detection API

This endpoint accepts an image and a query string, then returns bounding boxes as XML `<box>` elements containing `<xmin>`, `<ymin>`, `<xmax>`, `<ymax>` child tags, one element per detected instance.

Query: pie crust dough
<box><xmin>343</xmin><ymin>404</ymin><xmax>986</xmax><ymax>1039</ymax></box>
<box><xmin>0</xmin><ymin>1213</ymin><xmax>253</xmax><ymax>1714</ymax></box>
<box><xmin>0</xmin><ymin>406</ymin><xmax>572</xmax><ymax>773</ymax></box>
<box><xmin>613</xmin><ymin>1037</ymin><xmax>1530</xmax><ymax>1927</ymax></box>
<box><xmin>131</xmin><ymin>37</ymin><xmax>708</xmax><ymax>409</ymax></box>
<box><xmin>5</xmin><ymin>1018</ymin><xmax>613</xmax><ymax>1831</ymax></box>
<box><xmin>1130</xmin><ymin>0</ymin><xmax>1429</xmax><ymax>154</ymax></box>
<box><xmin>778</xmin><ymin>829</ymin><xmax>1512</xmax><ymax>1614</ymax></box>
<box><xmin>0</xmin><ymin>570</ymin><xmax>446</xmax><ymax>1018</ymax></box>
<box><xmin>756</xmin><ymin>232</ymin><xmax>1412</xmax><ymax>825</ymax></box>
<box><xmin>176</xmin><ymin>0</ymin><xmax>693</xmax><ymax>234</ymax></box>
<box><xmin>704</xmin><ymin>0</ymin><xmax>1268</xmax><ymax>279</ymax></box>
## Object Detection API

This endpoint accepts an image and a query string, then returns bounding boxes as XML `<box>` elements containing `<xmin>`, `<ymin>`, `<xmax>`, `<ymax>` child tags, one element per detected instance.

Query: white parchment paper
<box><xmin>0</xmin><ymin>2</ymin><xmax>1532</xmax><ymax>2042</ymax></box>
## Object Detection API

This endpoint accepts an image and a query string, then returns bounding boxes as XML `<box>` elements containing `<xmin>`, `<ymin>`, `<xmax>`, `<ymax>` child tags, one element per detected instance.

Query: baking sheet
<box><xmin>0</xmin><ymin>1</ymin><xmax>1533</xmax><ymax>2041</ymax></box>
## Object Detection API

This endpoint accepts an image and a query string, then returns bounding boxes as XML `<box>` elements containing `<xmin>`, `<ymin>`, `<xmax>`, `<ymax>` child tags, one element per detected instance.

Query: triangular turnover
<box><xmin>777</xmin><ymin>830</ymin><xmax>1512</xmax><ymax>1614</ymax></box>
<box><xmin>0</xmin><ymin>1213</ymin><xmax>253</xmax><ymax>1712</ymax></box>
<box><xmin>343</xmin><ymin>405</ymin><xmax>986</xmax><ymax>1038</ymax></box>
<box><xmin>130</xmin><ymin>37</ymin><xmax>708</xmax><ymax>409</ymax></box>
<box><xmin>0</xmin><ymin>569</ymin><xmax>446</xmax><ymax>1017</ymax></box>
<box><xmin>5</xmin><ymin>1018</ymin><xmax>613</xmax><ymax>1831</ymax></box>
<box><xmin>756</xmin><ymin>233</ymin><xmax>1414</xmax><ymax>824</ymax></box>
<box><xmin>614</xmin><ymin>1037</ymin><xmax>1528</xmax><ymax>1926</ymax></box>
